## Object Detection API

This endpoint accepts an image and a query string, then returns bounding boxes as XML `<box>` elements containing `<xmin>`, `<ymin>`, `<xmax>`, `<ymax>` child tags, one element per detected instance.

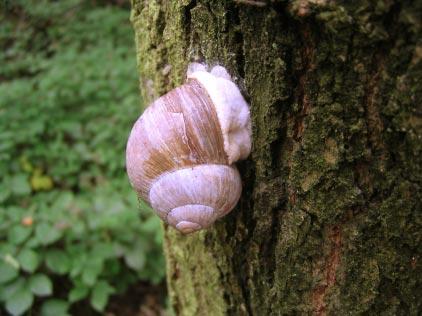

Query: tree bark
<box><xmin>130</xmin><ymin>1</ymin><xmax>421</xmax><ymax>315</ymax></box>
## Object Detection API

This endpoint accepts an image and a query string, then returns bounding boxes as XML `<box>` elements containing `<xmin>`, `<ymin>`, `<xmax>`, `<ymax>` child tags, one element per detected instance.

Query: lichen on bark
<box><xmin>131</xmin><ymin>0</ymin><xmax>421</xmax><ymax>315</ymax></box>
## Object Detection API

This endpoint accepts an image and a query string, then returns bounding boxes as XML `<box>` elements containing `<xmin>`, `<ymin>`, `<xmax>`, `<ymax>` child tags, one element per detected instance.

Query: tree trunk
<box><xmin>130</xmin><ymin>1</ymin><xmax>421</xmax><ymax>315</ymax></box>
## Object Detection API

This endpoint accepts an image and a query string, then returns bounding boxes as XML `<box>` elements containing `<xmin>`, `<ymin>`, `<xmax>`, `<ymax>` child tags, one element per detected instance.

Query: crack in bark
<box><xmin>363</xmin><ymin>1</ymin><xmax>402</xmax><ymax>163</ymax></box>
<box><xmin>364</xmin><ymin>54</ymin><xmax>387</xmax><ymax>159</ymax></box>
<box><xmin>231</xmin><ymin>4</ymin><xmax>246</xmax><ymax>79</ymax></box>
<box><xmin>183</xmin><ymin>0</ymin><xmax>197</xmax><ymax>38</ymax></box>
<box><xmin>223</xmin><ymin>5</ymin><xmax>259</xmax><ymax>316</ymax></box>
<box><xmin>311</xmin><ymin>225</ymin><xmax>342</xmax><ymax>316</ymax></box>
<box><xmin>293</xmin><ymin>24</ymin><xmax>316</xmax><ymax>141</ymax></box>
<box><xmin>353</xmin><ymin>1</ymin><xmax>403</xmax><ymax>207</ymax></box>
<box><xmin>183</xmin><ymin>0</ymin><xmax>197</xmax><ymax>61</ymax></box>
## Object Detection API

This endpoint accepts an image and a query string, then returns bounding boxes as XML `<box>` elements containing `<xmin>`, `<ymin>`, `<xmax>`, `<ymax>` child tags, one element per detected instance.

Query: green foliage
<box><xmin>0</xmin><ymin>1</ymin><xmax>165</xmax><ymax>314</ymax></box>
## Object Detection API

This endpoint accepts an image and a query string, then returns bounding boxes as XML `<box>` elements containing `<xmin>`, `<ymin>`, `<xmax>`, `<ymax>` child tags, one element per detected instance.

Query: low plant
<box><xmin>0</xmin><ymin>1</ymin><xmax>165</xmax><ymax>315</ymax></box>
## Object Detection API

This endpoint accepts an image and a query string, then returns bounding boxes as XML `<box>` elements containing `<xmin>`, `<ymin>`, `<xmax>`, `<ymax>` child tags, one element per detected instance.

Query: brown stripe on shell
<box><xmin>125</xmin><ymin>79</ymin><xmax>228</xmax><ymax>202</ymax></box>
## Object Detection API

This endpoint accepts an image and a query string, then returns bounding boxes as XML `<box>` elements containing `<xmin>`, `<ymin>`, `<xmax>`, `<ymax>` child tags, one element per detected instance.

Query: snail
<box><xmin>126</xmin><ymin>63</ymin><xmax>252</xmax><ymax>234</ymax></box>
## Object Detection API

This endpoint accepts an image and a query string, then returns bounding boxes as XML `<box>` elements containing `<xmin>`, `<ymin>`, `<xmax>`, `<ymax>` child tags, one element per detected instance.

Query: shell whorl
<box><xmin>126</xmin><ymin>79</ymin><xmax>228</xmax><ymax>201</ymax></box>
<box><xmin>149</xmin><ymin>164</ymin><xmax>241</xmax><ymax>233</ymax></box>
<box><xmin>126</xmin><ymin>66</ymin><xmax>251</xmax><ymax>233</ymax></box>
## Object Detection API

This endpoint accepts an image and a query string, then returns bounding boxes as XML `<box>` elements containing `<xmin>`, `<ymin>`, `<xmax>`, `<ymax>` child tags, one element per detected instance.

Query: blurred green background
<box><xmin>0</xmin><ymin>1</ymin><xmax>166</xmax><ymax>315</ymax></box>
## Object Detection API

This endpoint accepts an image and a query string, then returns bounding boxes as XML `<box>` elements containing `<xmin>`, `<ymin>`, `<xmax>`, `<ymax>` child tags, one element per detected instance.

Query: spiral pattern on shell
<box><xmin>126</xmin><ymin>65</ymin><xmax>251</xmax><ymax>233</ymax></box>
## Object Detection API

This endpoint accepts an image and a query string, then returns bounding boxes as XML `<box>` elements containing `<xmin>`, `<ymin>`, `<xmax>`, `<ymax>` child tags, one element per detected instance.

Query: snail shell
<box><xmin>126</xmin><ymin>64</ymin><xmax>251</xmax><ymax>233</ymax></box>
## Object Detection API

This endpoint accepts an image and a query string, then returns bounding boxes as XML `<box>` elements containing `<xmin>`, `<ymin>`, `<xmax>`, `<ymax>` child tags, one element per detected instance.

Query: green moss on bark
<box><xmin>131</xmin><ymin>0</ymin><xmax>421</xmax><ymax>315</ymax></box>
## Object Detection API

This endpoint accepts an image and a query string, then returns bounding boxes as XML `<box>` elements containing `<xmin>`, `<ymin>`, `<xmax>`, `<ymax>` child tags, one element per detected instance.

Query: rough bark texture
<box><xmin>130</xmin><ymin>1</ymin><xmax>421</xmax><ymax>315</ymax></box>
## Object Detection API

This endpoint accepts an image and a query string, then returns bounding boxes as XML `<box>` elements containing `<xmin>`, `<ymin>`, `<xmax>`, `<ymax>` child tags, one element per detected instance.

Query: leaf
<box><xmin>0</xmin><ymin>261</ymin><xmax>19</xmax><ymax>284</ymax></box>
<box><xmin>4</xmin><ymin>206</ymin><xmax>25</xmax><ymax>224</ymax></box>
<box><xmin>0</xmin><ymin>183</ymin><xmax>11</xmax><ymax>203</ymax></box>
<box><xmin>82</xmin><ymin>265</ymin><xmax>100</xmax><ymax>286</ymax></box>
<box><xmin>51</xmin><ymin>191</ymin><xmax>73</xmax><ymax>211</ymax></box>
<box><xmin>45</xmin><ymin>250</ymin><xmax>69</xmax><ymax>275</ymax></box>
<box><xmin>40</xmin><ymin>299</ymin><xmax>69</xmax><ymax>316</ymax></box>
<box><xmin>90</xmin><ymin>280</ymin><xmax>114</xmax><ymax>312</ymax></box>
<box><xmin>0</xmin><ymin>244</ymin><xmax>17</xmax><ymax>257</ymax></box>
<box><xmin>5</xmin><ymin>287</ymin><xmax>33</xmax><ymax>316</ymax></box>
<box><xmin>0</xmin><ymin>277</ymin><xmax>25</xmax><ymax>302</ymax></box>
<box><xmin>17</xmin><ymin>249</ymin><xmax>39</xmax><ymax>273</ymax></box>
<box><xmin>35</xmin><ymin>223</ymin><xmax>62</xmax><ymax>245</ymax></box>
<box><xmin>68</xmin><ymin>284</ymin><xmax>89</xmax><ymax>303</ymax></box>
<box><xmin>10</xmin><ymin>174</ymin><xmax>31</xmax><ymax>196</ymax></box>
<box><xmin>69</xmin><ymin>251</ymin><xmax>87</xmax><ymax>278</ymax></box>
<box><xmin>124</xmin><ymin>247</ymin><xmax>146</xmax><ymax>271</ymax></box>
<box><xmin>3</xmin><ymin>254</ymin><xmax>20</xmax><ymax>270</ymax></box>
<box><xmin>91</xmin><ymin>242</ymin><xmax>114</xmax><ymax>260</ymax></box>
<box><xmin>81</xmin><ymin>258</ymin><xmax>103</xmax><ymax>286</ymax></box>
<box><xmin>8</xmin><ymin>225</ymin><xmax>32</xmax><ymax>245</ymax></box>
<box><xmin>29</xmin><ymin>274</ymin><xmax>52</xmax><ymax>296</ymax></box>
<box><xmin>30</xmin><ymin>173</ymin><xmax>53</xmax><ymax>191</ymax></box>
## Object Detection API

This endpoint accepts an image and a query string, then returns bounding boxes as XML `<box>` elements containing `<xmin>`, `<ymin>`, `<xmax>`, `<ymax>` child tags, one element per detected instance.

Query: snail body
<box><xmin>126</xmin><ymin>64</ymin><xmax>251</xmax><ymax>233</ymax></box>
